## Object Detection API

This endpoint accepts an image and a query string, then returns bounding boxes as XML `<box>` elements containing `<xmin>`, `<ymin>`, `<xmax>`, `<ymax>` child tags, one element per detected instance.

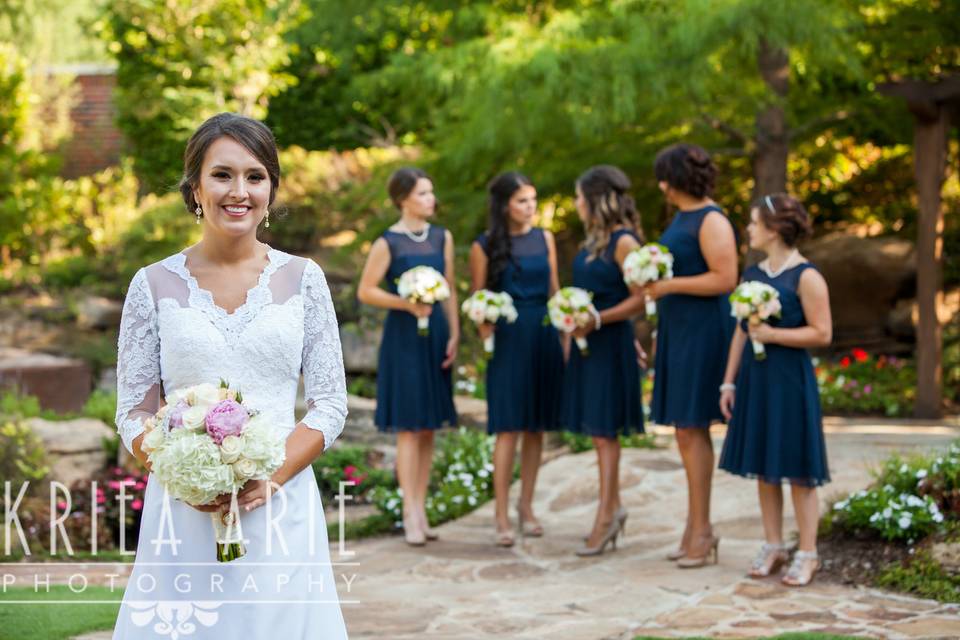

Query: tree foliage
<box><xmin>94</xmin><ymin>0</ymin><xmax>306</xmax><ymax>192</ymax></box>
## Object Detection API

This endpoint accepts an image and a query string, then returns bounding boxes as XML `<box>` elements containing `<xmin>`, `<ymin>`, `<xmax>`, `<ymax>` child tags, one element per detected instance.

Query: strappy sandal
<box><xmin>782</xmin><ymin>550</ymin><xmax>819</xmax><ymax>587</ymax></box>
<box><xmin>748</xmin><ymin>542</ymin><xmax>788</xmax><ymax>578</ymax></box>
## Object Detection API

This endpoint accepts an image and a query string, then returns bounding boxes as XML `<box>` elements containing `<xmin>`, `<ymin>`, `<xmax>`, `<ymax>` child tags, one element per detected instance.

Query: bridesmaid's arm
<box><xmin>469</xmin><ymin>241</ymin><xmax>488</xmax><ymax>292</ymax></box>
<box><xmin>357</xmin><ymin>237</ymin><xmax>424</xmax><ymax>314</ymax></box>
<box><xmin>469</xmin><ymin>241</ymin><xmax>494</xmax><ymax>342</ymax></box>
<box><xmin>720</xmin><ymin>325</ymin><xmax>749</xmax><ymax>420</ymax></box>
<box><xmin>599</xmin><ymin>232</ymin><xmax>646</xmax><ymax>325</ymax></box>
<box><xmin>573</xmin><ymin>233</ymin><xmax>645</xmax><ymax>339</ymax></box>
<box><xmin>650</xmin><ymin>212</ymin><xmax>738</xmax><ymax>299</ymax></box>
<box><xmin>441</xmin><ymin>229</ymin><xmax>460</xmax><ymax>368</ymax></box>
<box><xmin>544</xmin><ymin>230</ymin><xmax>561</xmax><ymax>296</ymax></box>
<box><xmin>750</xmin><ymin>268</ymin><xmax>832</xmax><ymax>349</ymax></box>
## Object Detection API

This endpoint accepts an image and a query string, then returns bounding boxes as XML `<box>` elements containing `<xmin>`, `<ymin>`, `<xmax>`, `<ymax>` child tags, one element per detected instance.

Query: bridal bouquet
<box><xmin>140</xmin><ymin>380</ymin><xmax>286</xmax><ymax>562</ymax></box>
<box><xmin>729</xmin><ymin>281</ymin><xmax>782</xmax><ymax>361</ymax></box>
<box><xmin>623</xmin><ymin>243</ymin><xmax>674</xmax><ymax>317</ymax></box>
<box><xmin>547</xmin><ymin>287</ymin><xmax>596</xmax><ymax>356</ymax></box>
<box><xmin>397</xmin><ymin>266</ymin><xmax>450</xmax><ymax>336</ymax></box>
<box><xmin>461</xmin><ymin>289</ymin><xmax>518</xmax><ymax>356</ymax></box>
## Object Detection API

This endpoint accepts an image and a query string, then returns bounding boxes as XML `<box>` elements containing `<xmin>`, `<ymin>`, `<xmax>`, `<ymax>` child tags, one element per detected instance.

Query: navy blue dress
<box><xmin>374</xmin><ymin>226</ymin><xmax>458</xmax><ymax>431</ymax></box>
<box><xmin>719</xmin><ymin>263</ymin><xmax>830</xmax><ymax>486</ymax></box>
<box><xmin>475</xmin><ymin>229</ymin><xmax>563</xmax><ymax>434</ymax></box>
<box><xmin>561</xmin><ymin>229</ymin><xmax>644</xmax><ymax>438</ymax></box>
<box><xmin>651</xmin><ymin>205</ymin><xmax>736</xmax><ymax>428</ymax></box>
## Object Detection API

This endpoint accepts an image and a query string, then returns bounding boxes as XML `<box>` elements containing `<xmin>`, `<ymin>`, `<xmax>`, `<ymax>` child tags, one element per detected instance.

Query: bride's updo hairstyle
<box><xmin>178</xmin><ymin>113</ymin><xmax>282</xmax><ymax>215</ymax></box>
<box><xmin>653</xmin><ymin>143</ymin><xmax>717</xmax><ymax>199</ymax></box>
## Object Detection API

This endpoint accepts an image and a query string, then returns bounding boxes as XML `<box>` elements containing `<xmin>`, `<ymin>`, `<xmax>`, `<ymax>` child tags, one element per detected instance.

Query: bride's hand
<box><xmin>236</xmin><ymin>479</ymin><xmax>277</xmax><ymax>512</ymax></box>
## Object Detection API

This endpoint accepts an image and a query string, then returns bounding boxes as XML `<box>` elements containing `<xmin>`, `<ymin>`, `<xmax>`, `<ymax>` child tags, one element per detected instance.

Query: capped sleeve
<box><xmin>115</xmin><ymin>268</ymin><xmax>162</xmax><ymax>454</ymax></box>
<box><xmin>300</xmin><ymin>260</ymin><xmax>348</xmax><ymax>450</ymax></box>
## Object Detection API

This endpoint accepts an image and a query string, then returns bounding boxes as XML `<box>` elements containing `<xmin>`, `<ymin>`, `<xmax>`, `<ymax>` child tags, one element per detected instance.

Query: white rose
<box><xmin>233</xmin><ymin>457</ymin><xmax>258</xmax><ymax>480</ymax></box>
<box><xmin>142</xmin><ymin>427</ymin><xmax>166</xmax><ymax>452</ymax></box>
<box><xmin>191</xmin><ymin>383</ymin><xmax>221</xmax><ymax>409</ymax></box>
<box><xmin>181</xmin><ymin>405</ymin><xmax>208</xmax><ymax>430</ymax></box>
<box><xmin>219</xmin><ymin>435</ymin><xmax>244</xmax><ymax>463</ymax></box>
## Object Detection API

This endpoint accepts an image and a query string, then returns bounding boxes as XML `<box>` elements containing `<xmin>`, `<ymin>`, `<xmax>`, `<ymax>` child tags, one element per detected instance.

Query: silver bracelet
<box><xmin>719</xmin><ymin>383</ymin><xmax>736</xmax><ymax>392</ymax></box>
<box><xmin>591</xmin><ymin>308</ymin><xmax>602</xmax><ymax>331</ymax></box>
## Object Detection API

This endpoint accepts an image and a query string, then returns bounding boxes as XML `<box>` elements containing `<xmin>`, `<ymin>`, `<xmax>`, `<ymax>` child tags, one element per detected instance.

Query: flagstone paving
<box><xmin>61</xmin><ymin>417</ymin><xmax>960</xmax><ymax>639</ymax></box>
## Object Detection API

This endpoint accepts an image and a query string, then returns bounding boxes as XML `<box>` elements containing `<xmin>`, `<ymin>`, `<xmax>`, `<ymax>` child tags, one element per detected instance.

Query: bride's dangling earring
<box><xmin>265</xmin><ymin>209</ymin><xmax>270</xmax><ymax>229</ymax></box>
<box><xmin>195</xmin><ymin>205</ymin><xmax>202</xmax><ymax>225</ymax></box>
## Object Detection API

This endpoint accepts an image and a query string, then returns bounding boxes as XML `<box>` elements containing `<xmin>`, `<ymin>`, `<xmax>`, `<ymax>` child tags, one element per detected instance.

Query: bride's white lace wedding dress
<box><xmin>112</xmin><ymin>248</ymin><xmax>349</xmax><ymax>639</ymax></box>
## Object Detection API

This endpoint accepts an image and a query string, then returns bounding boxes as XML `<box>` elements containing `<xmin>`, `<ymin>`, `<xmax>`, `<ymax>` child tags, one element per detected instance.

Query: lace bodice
<box><xmin>115</xmin><ymin>248</ymin><xmax>347</xmax><ymax>455</ymax></box>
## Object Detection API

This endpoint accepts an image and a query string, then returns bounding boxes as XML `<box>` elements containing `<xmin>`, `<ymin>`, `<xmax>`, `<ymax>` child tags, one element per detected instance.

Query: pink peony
<box><xmin>167</xmin><ymin>400</ymin><xmax>189</xmax><ymax>429</ymax></box>
<box><xmin>131</xmin><ymin>499</ymin><xmax>143</xmax><ymax>511</ymax></box>
<box><xmin>205</xmin><ymin>399</ymin><xmax>249</xmax><ymax>444</ymax></box>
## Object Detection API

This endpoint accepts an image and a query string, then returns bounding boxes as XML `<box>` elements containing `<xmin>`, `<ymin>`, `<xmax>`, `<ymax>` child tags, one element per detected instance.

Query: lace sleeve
<box><xmin>300</xmin><ymin>260</ymin><xmax>348</xmax><ymax>451</ymax></box>
<box><xmin>115</xmin><ymin>268</ymin><xmax>162</xmax><ymax>454</ymax></box>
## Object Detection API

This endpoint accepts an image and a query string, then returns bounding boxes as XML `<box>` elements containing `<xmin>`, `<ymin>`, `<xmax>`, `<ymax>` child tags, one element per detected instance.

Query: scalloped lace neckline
<box><xmin>161</xmin><ymin>249</ymin><xmax>292</xmax><ymax>340</ymax></box>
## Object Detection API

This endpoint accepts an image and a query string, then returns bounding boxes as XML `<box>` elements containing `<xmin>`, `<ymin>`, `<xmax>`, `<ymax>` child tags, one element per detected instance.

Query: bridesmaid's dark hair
<box><xmin>387</xmin><ymin>167</ymin><xmax>430</xmax><ymax>209</ymax></box>
<box><xmin>755</xmin><ymin>193</ymin><xmax>812</xmax><ymax>247</ymax></box>
<box><xmin>179</xmin><ymin>113</ymin><xmax>280</xmax><ymax>214</ymax></box>
<box><xmin>577</xmin><ymin>165</ymin><xmax>643</xmax><ymax>260</ymax></box>
<box><xmin>654</xmin><ymin>143</ymin><xmax>716</xmax><ymax>199</ymax></box>
<box><xmin>485</xmin><ymin>171</ymin><xmax>533</xmax><ymax>290</ymax></box>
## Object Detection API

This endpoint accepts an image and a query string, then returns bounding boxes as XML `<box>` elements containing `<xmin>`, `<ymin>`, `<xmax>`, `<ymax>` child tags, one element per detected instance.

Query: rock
<box><xmin>0</xmin><ymin>347</ymin><xmax>91</xmax><ymax>413</ymax></box>
<box><xmin>802</xmin><ymin>233</ymin><xmax>915</xmax><ymax>345</ymax></box>
<box><xmin>76</xmin><ymin>296</ymin><xmax>123</xmax><ymax>330</ymax></box>
<box><xmin>931</xmin><ymin>542</ymin><xmax>960</xmax><ymax>575</ymax></box>
<box><xmin>339</xmin><ymin>323</ymin><xmax>380</xmax><ymax>374</ymax></box>
<box><xmin>25</xmin><ymin>417</ymin><xmax>115</xmax><ymax>486</ymax></box>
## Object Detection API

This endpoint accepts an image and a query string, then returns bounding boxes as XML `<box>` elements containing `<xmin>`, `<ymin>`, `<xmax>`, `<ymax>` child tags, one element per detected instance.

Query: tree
<box><xmin>95</xmin><ymin>0</ymin><xmax>306</xmax><ymax>192</ymax></box>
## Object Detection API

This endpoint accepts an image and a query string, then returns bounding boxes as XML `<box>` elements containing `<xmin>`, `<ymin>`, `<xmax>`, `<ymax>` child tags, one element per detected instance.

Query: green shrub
<box><xmin>82</xmin><ymin>390</ymin><xmax>117</xmax><ymax>425</ymax></box>
<box><xmin>560</xmin><ymin>432</ymin><xmax>659</xmax><ymax>453</ymax></box>
<box><xmin>826</xmin><ymin>439</ymin><xmax>960</xmax><ymax>542</ymax></box>
<box><xmin>877</xmin><ymin>550</ymin><xmax>960</xmax><ymax>603</ymax></box>
<box><xmin>312</xmin><ymin>445</ymin><xmax>395</xmax><ymax>505</ymax></box>
<box><xmin>0</xmin><ymin>419</ymin><xmax>50</xmax><ymax>491</ymax></box>
<box><xmin>815</xmin><ymin>349</ymin><xmax>915</xmax><ymax>417</ymax></box>
<box><xmin>373</xmin><ymin>426</ymin><xmax>495</xmax><ymax>527</ymax></box>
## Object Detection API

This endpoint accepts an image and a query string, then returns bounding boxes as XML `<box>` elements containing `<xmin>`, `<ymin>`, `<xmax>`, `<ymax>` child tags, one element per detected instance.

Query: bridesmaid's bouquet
<box><xmin>729</xmin><ymin>281</ymin><xmax>782</xmax><ymax>361</ymax></box>
<box><xmin>140</xmin><ymin>380</ymin><xmax>286</xmax><ymax>562</ymax></box>
<box><xmin>397</xmin><ymin>265</ymin><xmax>450</xmax><ymax>336</ymax></box>
<box><xmin>623</xmin><ymin>243</ymin><xmax>674</xmax><ymax>317</ymax></box>
<box><xmin>547</xmin><ymin>287</ymin><xmax>596</xmax><ymax>356</ymax></box>
<box><xmin>461</xmin><ymin>289</ymin><xmax>518</xmax><ymax>356</ymax></box>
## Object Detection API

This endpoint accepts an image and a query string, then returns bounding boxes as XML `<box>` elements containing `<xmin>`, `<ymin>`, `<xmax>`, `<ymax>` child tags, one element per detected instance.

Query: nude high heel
<box><xmin>575</xmin><ymin>518</ymin><xmax>623</xmax><ymax>557</ymax></box>
<box><xmin>676</xmin><ymin>534</ymin><xmax>720</xmax><ymax>568</ymax></box>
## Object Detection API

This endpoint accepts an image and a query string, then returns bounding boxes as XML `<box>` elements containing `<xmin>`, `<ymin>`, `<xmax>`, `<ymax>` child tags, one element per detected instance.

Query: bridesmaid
<box><xmin>719</xmin><ymin>194</ymin><xmax>831</xmax><ymax>587</ymax></box>
<box><xmin>469</xmin><ymin>172</ymin><xmax>563</xmax><ymax>547</ymax></box>
<box><xmin>562</xmin><ymin>165</ymin><xmax>646</xmax><ymax>556</ymax></box>
<box><xmin>357</xmin><ymin>167</ymin><xmax>459</xmax><ymax>546</ymax></box>
<box><xmin>646</xmin><ymin>143</ymin><xmax>738</xmax><ymax>568</ymax></box>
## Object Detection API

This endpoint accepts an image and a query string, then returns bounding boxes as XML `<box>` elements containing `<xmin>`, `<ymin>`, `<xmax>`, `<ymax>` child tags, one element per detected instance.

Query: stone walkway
<box><xmin>60</xmin><ymin>419</ymin><xmax>960</xmax><ymax>639</ymax></box>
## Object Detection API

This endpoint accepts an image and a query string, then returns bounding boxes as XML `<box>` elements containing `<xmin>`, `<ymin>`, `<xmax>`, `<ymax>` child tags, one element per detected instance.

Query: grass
<box><xmin>634</xmin><ymin>635</ymin><xmax>866</xmax><ymax>640</ymax></box>
<box><xmin>0</xmin><ymin>586</ymin><xmax>121</xmax><ymax>640</ymax></box>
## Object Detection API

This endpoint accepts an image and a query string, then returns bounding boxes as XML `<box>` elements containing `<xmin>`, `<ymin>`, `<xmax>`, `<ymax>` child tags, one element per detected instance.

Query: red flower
<box><xmin>840</xmin><ymin>356</ymin><xmax>851</xmax><ymax>368</ymax></box>
<box><xmin>852</xmin><ymin>348</ymin><xmax>869</xmax><ymax>362</ymax></box>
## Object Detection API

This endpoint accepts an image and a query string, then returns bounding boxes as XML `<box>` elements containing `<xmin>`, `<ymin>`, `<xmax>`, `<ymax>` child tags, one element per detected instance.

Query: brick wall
<box><xmin>56</xmin><ymin>65</ymin><xmax>124</xmax><ymax>178</ymax></box>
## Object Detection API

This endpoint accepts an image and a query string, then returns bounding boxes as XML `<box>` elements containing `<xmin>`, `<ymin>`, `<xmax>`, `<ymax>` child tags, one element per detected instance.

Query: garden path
<box><xmin>69</xmin><ymin>417</ymin><xmax>960</xmax><ymax>639</ymax></box>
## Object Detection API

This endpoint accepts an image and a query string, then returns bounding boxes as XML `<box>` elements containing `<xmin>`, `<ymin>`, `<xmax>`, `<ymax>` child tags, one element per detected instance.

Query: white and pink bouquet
<box><xmin>623</xmin><ymin>243</ymin><xmax>674</xmax><ymax>317</ymax></box>
<box><xmin>140</xmin><ymin>380</ymin><xmax>286</xmax><ymax>562</ymax></box>
<box><xmin>397</xmin><ymin>265</ymin><xmax>450</xmax><ymax>336</ymax></box>
<box><xmin>461</xmin><ymin>289</ymin><xmax>518</xmax><ymax>356</ymax></box>
<box><xmin>729</xmin><ymin>281</ymin><xmax>782</xmax><ymax>361</ymax></box>
<box><xmin>547</xmin><ymin>287</ymin><xmax>596</xmax><ymax>356</ymax></box>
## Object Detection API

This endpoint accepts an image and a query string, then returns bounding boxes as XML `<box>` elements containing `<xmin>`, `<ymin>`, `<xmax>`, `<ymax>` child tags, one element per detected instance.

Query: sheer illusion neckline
<box><xmin>164</xmin><ymin>248</ymin><xmax>286</xmax><ymax>317</ymax></box>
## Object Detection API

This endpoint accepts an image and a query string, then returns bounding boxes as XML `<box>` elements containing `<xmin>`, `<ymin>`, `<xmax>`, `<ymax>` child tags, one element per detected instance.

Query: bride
<box><xmin>112</xmin><ymin>113</ymin><xmax>349</xmax><ymax>638</ymax></box>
